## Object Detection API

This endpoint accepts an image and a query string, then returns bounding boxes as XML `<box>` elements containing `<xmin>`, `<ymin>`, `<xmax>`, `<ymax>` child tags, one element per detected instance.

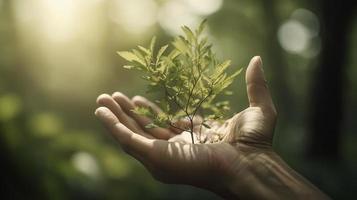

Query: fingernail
<box><xmin>254</xmin><ymin>55</ymin><xmax>262</xmax><ymax>64</ymax></box>
<box><xmin>253</xmin><ymin>56</ymin><xmax>264</xmax><ymax>73</ymax></box>
<box><xmin>256</xmin><ymin>55</ymin><xmax>262</xmax><ymax>63</ymax></box>
<box><xmin>95</xmin><ymin>107</ymin><xmax>107</xmax><ymax>118</ymax></box>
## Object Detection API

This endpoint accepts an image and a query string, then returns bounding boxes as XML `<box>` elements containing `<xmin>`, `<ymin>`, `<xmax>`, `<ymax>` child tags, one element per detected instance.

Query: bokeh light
<box><xmin>291</xmin><ymin>8</ymin><xmax>320</xmax><ymax>37</ymax></box>
<box><xmin>277</xmin><ymin>8</ymin><xmax>321</xmax><ymax>58</ymax></box>
<box><xmin>29</xmin><ymin>112</ymin><xmax>63</xmax><ymax>137</ymax></box>
<box><xmin>0</xmin><ymin>94</ymin><xmax>22</xmax><ymax>121</ymax></box>
<box><xmin>72</xmin><ymin>151</ymin><xmax>100</xmax><ymax>179</ymax></box>
<box><xmin>278</xmin><ymin>19</ymin><xmax>311</xmax><ymax>54</ymax></box>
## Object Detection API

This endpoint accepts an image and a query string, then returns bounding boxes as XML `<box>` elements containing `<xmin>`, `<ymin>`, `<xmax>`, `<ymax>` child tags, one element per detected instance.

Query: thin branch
<box><xmin>163</xmin><ymin>84</ymin><xmax>189</xmax><ymax>117</ymax></box>
<box><xmin>185</xmin><ymin>38</ymin><xmax>203</xmax><ymax>114</ymax></box>
<box><xmin>185</xmin><ymin>72</ymin><xmax>203</xmax><ymax>112</ymax></box>
<box><xmin>189</xmin><ymin>118</ymin><xmax>195</xmax><ymax>144</ymax></box>
<box><xmin>186</xmin><ymin>75</ymin><xmax>196</xmax><ymax>112</ymax></box>
<box><xmin>169</xmin><ymin>123</ymin><xmax>189</xmax><ymax>133</ymax></box>
<box><xmin>192</xmin><ymin>89</ymin><xmax>213</xmax><ymax>118</ymax></box>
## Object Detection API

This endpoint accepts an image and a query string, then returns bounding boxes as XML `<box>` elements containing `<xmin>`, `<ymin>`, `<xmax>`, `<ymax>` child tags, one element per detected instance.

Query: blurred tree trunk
<box><xmin>261</xmin><ymin>1</ymin><xmax>294</xmax><ymax>119</ymax></box>
<box><xmin>307</xmin><ymin>0</ymin><xmax>355</xmax><ymax>159</ymax></box>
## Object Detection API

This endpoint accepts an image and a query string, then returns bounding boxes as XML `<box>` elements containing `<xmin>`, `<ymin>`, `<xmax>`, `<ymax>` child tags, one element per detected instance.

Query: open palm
<box><xmin>95</xmin><ymin>56</ymin><xmax>277</xmax><ymax>193</ymax></box>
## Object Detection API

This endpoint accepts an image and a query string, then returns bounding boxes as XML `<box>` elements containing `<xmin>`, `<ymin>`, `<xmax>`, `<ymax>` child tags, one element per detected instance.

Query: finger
<box><xmin>132</xmin><ymin>95</ymin><xmax>162</xmax><ymax>113</ymax></box>
<box><xmin>131</xmin><ymin>95</ymin><xmax>176</xmax><ymax>138</ymax></box>
<box><xmin>169</xmin><ymin>119</ymin><xmax>190</xmax><ymax>134</ymax></box>
<box><xmin>113</xmin><ymin>92</ymin><xmax>174</xmax><ymax>139</ymax></box>
<box><xmin>131</xmin><ymin>95</ymin><xmax>186</xmax><ymax>134</ymax></box>
<box><xmin>96</xmin><ymin>94</ymin><xmax>154</xmax><ymax>139</ymax></box>
<box><xmin>95</xmin><ymin>106</ymin><xmax>155</xmax><ymax>161</ymax></box>
<box><xmin>245</xmin><ymin>56</ymin><xmax>276</xmax><ymax>111</ymax></box>
<box><xmin>132</xmin><ymin>96</ymin><xmax>204</xmax><ymax>135</ymax></box>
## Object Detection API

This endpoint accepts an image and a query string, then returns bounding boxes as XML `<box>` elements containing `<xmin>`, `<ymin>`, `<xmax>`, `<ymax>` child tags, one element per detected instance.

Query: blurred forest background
<box><xmin>0</xmin><ymin>0</ymin><xmax>356</xmax><ymax>199</ymax></box>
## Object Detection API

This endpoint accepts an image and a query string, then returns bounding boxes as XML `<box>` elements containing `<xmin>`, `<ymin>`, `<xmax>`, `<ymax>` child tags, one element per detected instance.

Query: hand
<box><xmin>95</xmin><ymin>55</ymin><xmax>276</xmax><ymax>192</ymax></box>
<box><xmin>95</xmin><ymin>56</ymin><xmax>328</xmax><ymax>199</ymax></box>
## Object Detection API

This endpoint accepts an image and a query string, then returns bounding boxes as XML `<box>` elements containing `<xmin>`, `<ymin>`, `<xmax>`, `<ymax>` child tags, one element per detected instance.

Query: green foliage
<box><xmin>118</xmin><ymin>20</ymin><xmax>242</xmax><ymax>143</ymax></box>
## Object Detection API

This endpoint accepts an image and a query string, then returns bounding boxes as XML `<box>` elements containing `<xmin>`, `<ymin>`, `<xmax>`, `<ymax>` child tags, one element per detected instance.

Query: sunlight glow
<box><xmin>184</xmin><ymin>0</ymin><xmax>223</xmax><ymax>15</ymax></box>
<box><xmin>157</xmin><ymin>0</ymin><xmax>221</xmax><ymax>36</ymax></box>
<box><xmin>39</xmin><ymin>0</ymin><xmax>78</xmax><ymax>42</ymax></box>
<box><xmin>109</xmin><ymin>0</ymin><xmax>158</xmax><ymax>34</ymax></box>
<box><xmin>14</xmin><ymin>0</ymin><xmax>105</xmax><ymax>43</ymax></box>
<box><xmin>158</xmin><ymin>0</ymin><xmax>202</xmax><ymax>35</ymax></box>
<box><xmin>13</xmin><ymin>0</ymin><xmax>109</xmax><ymax>98</ymax></box>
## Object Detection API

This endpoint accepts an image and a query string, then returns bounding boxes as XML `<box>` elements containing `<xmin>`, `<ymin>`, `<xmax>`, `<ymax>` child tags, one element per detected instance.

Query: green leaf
<box><xmin>132</xmin><ymin>107</ymin><xmax>155</xmax><ymax>118</ymax></box>
<box><xmin>224</xmin><ymin>90</ymin><xmax>233</xmax><ymax>95</ymax></box>
<box><xmin>167</xmin><ymin>50</ymin><xmax>180</xmax><ymax>60</ymax></box>
<box><xmin>156</xmin><ymin>45</ymin><xmax>169</xmax><ymax>62</ymax></box>
<box><xmin>150</xmin><ymin>36</ymin><xmax>156</xmax><ymax>53</ymax></box>
<box><xmin>132</xmin><ymin>49</ymin><xmax>147</xmax><ymax>64</ymax></box>
<box><xmin>198</xmin><ymin>37</ymin><xmax>208</xmax><ymax>50</ymax></box>
<box><xmin>212</xmin><ymin>60</ymin><xmax>231</xmax><ymax>79</ymax></box>
<box><xmin>172</xmin><ymin>36</ymin><xmax>190</xmax><ymax>54</ymax></box>
<box><xmin>197</xmin><ymin>19</ymin><xmax>207</xmax><ymax>35</ymax></box>
<box><xmin>215</xmin><ymin>101</ymin><xmax>229</xmax><ymax>106</ymax></box>
<box><xmin>138</xmin><ymin>45</ymin><xmax>151</xmax><ymax>55</ymax></box>
<box><xmin>117</xmin><ymin>51</ymin><xmax>137</xmax><ymax>61</ymax></box>
<box><xmin>146</xmin><ymin>83</ymin><xmax>161</xmax><ymax>93</ymax></box>
<box><xmin>123</xmin><ymin>65</ymin><xmax>134</xmax><ymax>69</ymax></box>
<box><xmin>230</xmin><ymin>67</ymin><xmax>243</xmax><ymax>78</ymax></box>
<box><xmin>145</xmin><ymin>123</ymin><xmax>158</xmax><ymax>129</ymax></box>
<box><xmin>202</xmin><ymin>123</ymin><xmax>211</xmax><ymax>129</ymax></box>
<box><xmin>117</xmin><ymin>51</ymin><xmax>146</xmax><ymax>66</ymax></box>
<box><xmin>181</xmin><ymin>26</ymin><xmax>195</xmax><ymax>42</ymax></box>
<box><xmin>153</xmin><ymin>112</ymin><xmax>169</xmax><ymax>128</ymax></box>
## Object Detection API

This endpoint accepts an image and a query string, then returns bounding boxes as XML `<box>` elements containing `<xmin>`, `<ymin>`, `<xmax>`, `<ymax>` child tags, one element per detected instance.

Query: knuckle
<box><xmin>262</xmin><ymin>106</ymin><xmax>277</xmax><ymax>118</ymax></box>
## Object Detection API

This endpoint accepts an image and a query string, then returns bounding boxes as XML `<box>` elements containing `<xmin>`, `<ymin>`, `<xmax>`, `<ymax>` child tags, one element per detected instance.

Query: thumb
<box><xmin>245</xmin><ymin>56</ymin><xmax>275</xmax><ymax>111</ymax></box>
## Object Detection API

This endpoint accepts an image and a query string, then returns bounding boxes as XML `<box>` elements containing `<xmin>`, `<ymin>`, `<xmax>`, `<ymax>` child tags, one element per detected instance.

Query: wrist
<box><xmin>225</xmin><ymin>149</ymin><xmax>277</xmax><ymax>199</ymax></box>
<box><xmin>221</xmin><ymin>150</ymin><xmax>329</xmax><ymax>200</ymax></box>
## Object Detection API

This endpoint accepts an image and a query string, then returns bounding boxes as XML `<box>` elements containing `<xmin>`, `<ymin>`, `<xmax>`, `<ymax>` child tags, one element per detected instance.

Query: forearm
<box><xmin>221</xmin><ymin>151</ymin><xmax>330</xmax><ymax>200</ymax></box>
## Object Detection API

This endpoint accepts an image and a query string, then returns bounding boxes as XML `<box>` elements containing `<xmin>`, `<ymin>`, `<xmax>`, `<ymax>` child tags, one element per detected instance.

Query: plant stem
<box><xmin>192</xmin><ymin>89</ymin><xmax>213</xmax><ymax>117</ymax></box>
<box><xmin>163</xmin><ymin>85</ymin><xmax>188</xmax><ymax>116</ymax></box>
<box><xmin>189</xmin><ymin>117</ymin><xmax>194</xmax><ymax>144</ymax></box>
<box><xmin>169</xmin><ymin>123</ymin><xmax>188</xmax><ymax>133</ymax></box>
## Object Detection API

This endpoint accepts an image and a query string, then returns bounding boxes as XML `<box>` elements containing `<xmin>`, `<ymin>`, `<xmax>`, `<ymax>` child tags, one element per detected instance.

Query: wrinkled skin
<box><xmin>95</xmin><ymin>56</ymin><xmax>277</xmax><ymax>194</ymax></box>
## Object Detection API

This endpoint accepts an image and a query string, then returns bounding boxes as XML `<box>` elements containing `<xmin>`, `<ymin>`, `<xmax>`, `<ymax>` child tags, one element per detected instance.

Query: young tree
<box><xmin>117</xmin><ymin>20</ymin><xmax>242</xmax><ymax>144</ymax></box>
